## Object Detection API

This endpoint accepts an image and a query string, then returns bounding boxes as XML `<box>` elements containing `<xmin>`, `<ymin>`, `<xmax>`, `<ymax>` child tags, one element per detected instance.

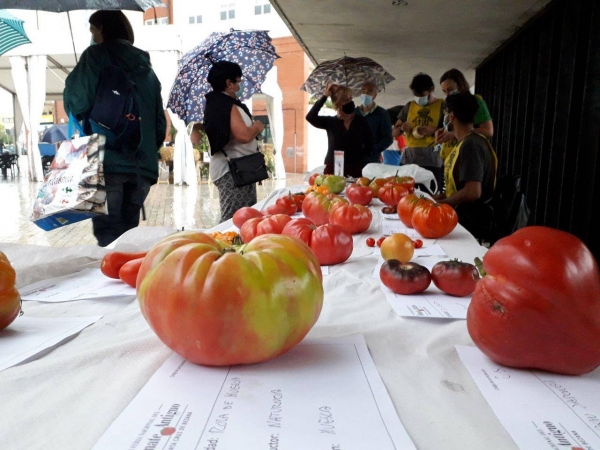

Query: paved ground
<box><xmin>0</xmin><ymin>171</ymin><xmax>306</xmax><ymax>247</ymax></box>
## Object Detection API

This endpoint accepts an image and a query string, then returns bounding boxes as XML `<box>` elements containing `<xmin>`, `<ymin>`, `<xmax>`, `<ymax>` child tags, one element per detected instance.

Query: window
<box><xmin>196</xmin><ymin>15</ymin><xmax>202</xmax><ymax>23</ymax></box>
<box><xmin>189</xmin><ymin>16</ymin><xmax>194</xmax><ymax>24</ymax></box>
<box><xmin>220</xmin><ymin>3</ymin><xmax>235</xmax><ymax>21</ymax></box>
<box><xmin>145</xmin><ymin>19</ymin><xmax>154</xmax><ymax>25</ymax></box>
<box><xmin>190</xmin><ymin>15</ymin><xmax>202</xmax><ymax>24</ymax></box>
<box><xmin>146</xmin><ymin>17</ymin><xmax>168</xmax><ymax>25</ymax></box>
<box><xmin>255</xmin><ymin>1</ymin><xmax>271</xmax><ymax>14</ymax></box>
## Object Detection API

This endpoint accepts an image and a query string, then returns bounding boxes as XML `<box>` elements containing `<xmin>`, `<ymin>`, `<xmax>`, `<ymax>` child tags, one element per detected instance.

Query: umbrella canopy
<box><xmin>41</xmin><ymin>123</ymin><xmax>70</xmax><ymax>144</ymax></box>
<box><xmin>0</xmin><ymin>0</ymin><xmax>164</xmax><ymax>12</ymax></box>
<box><xmin>0</xmin><ymin>10</ymin><xmax>31</xmax><ymax>56</ymax></box>
<box><xmin>301</xmin><ymin>56</ymin><xmax>395</xmax><ymax>97</ymax></box>
<box><xmin>167</xmin><ymin>29</ymin><xmax>279</xmax><ymax>124</ymax></box>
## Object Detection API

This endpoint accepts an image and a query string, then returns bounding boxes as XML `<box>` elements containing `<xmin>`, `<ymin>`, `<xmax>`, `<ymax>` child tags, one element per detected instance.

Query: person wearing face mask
<box><xmin>435</xmin><ymin>93</ymin><xmax>497</xmax><ymax>241</ymax></box>
<box><xmin>435</xmin><ymin>69</ymin><xmax>494</xmax><ymax>162</ymax></box>
<box><xmin>198</xmin><ymin>61</ymin><xmax>265</xmax><ymax>222</ymax></box>
<box><xmin>392</xmin><ymin>73</ymin><xmax>445</xmax><ymax>190</ymax></box>
<box><xmin>305</xmin><ymin>84</ymin><xmax>374</xmax><ymax>178</ymax></box>
<box><xmin>354</xmin><ymin>82</ymin><xmax>392</xmax><ymax>164</ymax></box>
<box><xmin>64</xmin><ymin>10</ymin><xmax>166</xmax><ymax>247</ymax></box>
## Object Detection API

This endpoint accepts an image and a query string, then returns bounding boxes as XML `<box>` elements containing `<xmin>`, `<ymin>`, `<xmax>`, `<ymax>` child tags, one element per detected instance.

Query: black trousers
<box><xmin>92</xmin><ymin>172</ymin><xmax>151</xmax><ymax>247</ymax></box>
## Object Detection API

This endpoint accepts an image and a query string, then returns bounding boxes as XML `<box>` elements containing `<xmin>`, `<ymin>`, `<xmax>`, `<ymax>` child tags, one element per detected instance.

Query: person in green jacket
<box><xmin>64</xmin><ymin>10</ymin><xmax>166</xmax><ymax>247</ymax></box>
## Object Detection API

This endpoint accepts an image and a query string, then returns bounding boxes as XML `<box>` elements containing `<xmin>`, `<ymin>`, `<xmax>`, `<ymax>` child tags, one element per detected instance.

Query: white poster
<box><xmin>457</xmin><ymin>345</ymin><xmax>600</xmax><ymax>450</ymax></box>
<box><xmin>93</xmin><ymin>335</ymin><xmax>416</xmax><ymax>450</ymax></box>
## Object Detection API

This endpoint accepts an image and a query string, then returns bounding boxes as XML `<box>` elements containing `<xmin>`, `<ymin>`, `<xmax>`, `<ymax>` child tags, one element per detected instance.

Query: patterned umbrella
<box><xmin>301</xmin><ymin>56</ymin><xmax>395</xmax><ymax>97</ymax></box>
<box><xmin>167</xmin><ymin>29</ymin><xmax>279</xmax><ymax>124</ymax></box>
<box><xmin>0</xmin><ymin>0</ymin><xmax>163</xmax><ymax>12</ymax></box>
<box><xmin>0</xmin><ymin>10</ymin><xmax>31</xmax><ymax>56</ymax></box>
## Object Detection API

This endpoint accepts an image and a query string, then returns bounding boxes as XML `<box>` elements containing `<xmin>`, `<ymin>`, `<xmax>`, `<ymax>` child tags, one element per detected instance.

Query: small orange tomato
<box><xmin>380</xmin><ymin>233</ymin><xmax>414</xmax><ymax>262</ymax></box>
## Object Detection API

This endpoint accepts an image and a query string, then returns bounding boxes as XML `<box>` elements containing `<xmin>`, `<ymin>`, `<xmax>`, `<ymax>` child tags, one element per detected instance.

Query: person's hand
<box><xmin>392</xmin><ymin>126</ymin><xmax>402</xmax><ymax>138</ymax></box>
<box><xmin>416</xmin><ymin>125</ymin><xmax>437</xmax><ymax>136</ymax></box>
<box><xmin>324</xmin><ymin>83</ymin><xmax>333</xmax><ymax>97</ymax></box>
<box><xmin>253</xmin><ymin>120</ymin><xmax>265</xmax><ymax>133</ymax></box>
<box><xmin>400</xmin><ymin>122</ymin><xmax>412</xmax><ymax>133</ymax></box>
<box><xmin>435</xmin><ymin>129</ymin><xmax>455</xmax><ymax>144</ymax></box>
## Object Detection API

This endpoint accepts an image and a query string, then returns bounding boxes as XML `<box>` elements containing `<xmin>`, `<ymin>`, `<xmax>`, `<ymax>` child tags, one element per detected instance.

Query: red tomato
<box><xmin>240</xmin><ymin>214</ymin><xmax>292</xmax><ymax>243</ymax></box>
<box><xmin>467</xmin><ymin>226</ymin><xmax>600</xmax><ymax>375</ymax></box>
<box><xmin>386</xmin><ymin>175</ymin><xmax>416</xmax><ymax>193</ymax></box>
<box><xmin>377</xmin><ymin>184</ymin><xmax>410</xmax><ymax>206</ymax></box>
<box><xmin>136</xmin><ymin>232</ymin><xmax>324</xmax><ymax>366</ymax></box>
<box><xmin>413</xmin><ymin>239</ymin><xmax>423</xmax><ymax>249</ymax></box>
<box><xmin>431</xmin><ymin>260</ymin><xmax>479</xmax><ymax>297</ymax></box>
<box><xmin>366</xmin><ymin>237</ymin><xmax>376</xmax><ymax>247</ymax></box>
<box><xmin>301</xmin><ymin>192</ymin><xmax>348</xmax><ymax>226</ymax></box>
<box><xmin>397</xmin><ymin>195</ymin><xmax>433</xmax><ymax>228</ymax></box>
<box><xmin>308</xmin><ymin>173</ymin><xmax>320</xmax><ymax>186</ymax></box>
<box><xmin>101</xmin><ymin>251</ymin><xmax>148</xmax><ymax>279</ymax></box>
<box><xmin>290</xmin><ymin>192</ymin><xmax>306</xmax><ymax>212</ymax></box>
<box><xmin>0</xmin><ymin>251</ymin><xmax>21</xmax><ymax>331</ymax></box>
<box><xmin>282</xmin><ymin>218</ymin><xmax>353</xmax><ymax>266</ymax></box>
<box><xmin>345</xmin><ymin>184</ymin><xmax>373</xmax><ymax>206</ymax></box>
<box><xmin>275</xmin><ymin>196</ymin><xmax>298</xmax><ymax>215</ymax></box>
<box><xmin>232</xmin><ymin>207</ymin><xmax>263</xmax><ymax>229</ymax></box>
<box><xmin>328</xmin><ymin>203</ymin><xmax>372</xmax><ymax>234</ymax></box>
<box><xmin>264</xmin><ymin>204</ymin><xmax>289</xmax><ymax>215</ymax></box>
<box><xmin>380</xmin><ymin>260</ymin><xmax>431</xmax><ymax>294</ymax></box>
<box><xmin>119</xmin><ymin>257</ymin><xmax>145</xmax><ymax>288</ymax></box>
<box><xmin>411</xmin><ymin>203</ymin><xmax>458</xmax><ymax>239</ymax></box>
<box><xmin>376</xmin><ymin>237</ymin><xmax>386</xmax><ymax>247</ymax></box>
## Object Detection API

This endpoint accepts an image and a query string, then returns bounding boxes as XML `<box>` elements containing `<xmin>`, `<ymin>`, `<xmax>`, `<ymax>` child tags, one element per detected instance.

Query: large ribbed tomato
<box><xmin>328</xmin><ymin>203</ymin><xmax>372</xmax><ymax>234</ymax></box>
<box><xmin>411</xmin><ymin>202</ymin><xmax>458</xmax><ymax>238</ymax></box>
<box><xmin>301</xmin><ymin>192</ymin><xmax>348</xmax><ymax>226</ymax></box>
<box><xmin>137</xmin><ymin>231</ymin><xmax>324</xmax><ymax>366</ymax></box>
<box><xmin>467</xmin><ymin>226</ymin><xmax>600</xmax><ymax>375</ymax></box>
<box><xmin>240</xmin><ymin>214</ymin><xmax>292</xmax><ymax>243</ymax></box>
<box><xmin>397</xmin><ymin>195</ymin><xmax>433</xmax><ymax>228</ymax></box>
<box><xmin>345</xmin><ymin>183</ymin><xmax>373</xmax><ymax>206</ymax></box>
<box><xmin>0</xmin><ymin>251</ymin><xmax>21</xmax><ymax>331</ymax></box>
<box><xmin>378</xmin><ymin>184</ymin><xmax>410</xmax><ymax>206</ymax></box>
<box><xmin>281</xmin><ymin>218</ymin><xmax>353</xmax><ymax>265</ymax></box>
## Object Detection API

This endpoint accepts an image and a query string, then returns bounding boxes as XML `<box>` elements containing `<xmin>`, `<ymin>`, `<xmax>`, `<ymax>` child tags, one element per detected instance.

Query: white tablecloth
<box><xmin>0</xmin><ymin>187</ymin><xmax>520</xmax><ymax>450</ymax></box>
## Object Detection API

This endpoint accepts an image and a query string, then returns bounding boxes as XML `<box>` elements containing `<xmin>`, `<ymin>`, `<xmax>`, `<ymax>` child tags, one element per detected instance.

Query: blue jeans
<box><xmin>92</xmin><ymin>173</ymin><xmax>151</xmax><ymax>247</ymax></box>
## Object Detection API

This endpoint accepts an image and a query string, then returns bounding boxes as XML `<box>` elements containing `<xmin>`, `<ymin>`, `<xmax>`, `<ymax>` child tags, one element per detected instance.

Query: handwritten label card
<box><xmin>20</xmin><ymin>268</ymin><xmax>135</xmax><ymax>302</ymax></box>
<box><xmin>93</xmin><ymin>335</ymin><xmax>416</xmax><ymax>450</ymax></box>
<box><xmin>0</xmin><ymin>315</ymin><xmax>102</xmax><ymax>372</ymax></box>
<box><xmin>456</xmin><ymin>345</ymin><xmax>600</xmax><ymax>450</ymax></box>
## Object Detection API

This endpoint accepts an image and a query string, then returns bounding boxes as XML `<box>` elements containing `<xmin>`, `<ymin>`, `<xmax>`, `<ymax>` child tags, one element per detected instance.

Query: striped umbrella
<box><xmin>0</xmin><ymin>10</ymin><xmax>31</xmax><ymax>56</ymax></box>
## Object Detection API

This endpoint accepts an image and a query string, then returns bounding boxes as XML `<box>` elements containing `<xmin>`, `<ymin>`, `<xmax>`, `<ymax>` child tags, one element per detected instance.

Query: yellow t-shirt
<box><xmin>404</xmin><ymin>99</ymin><xmax>443</xmax><ymax>148</ymax></box>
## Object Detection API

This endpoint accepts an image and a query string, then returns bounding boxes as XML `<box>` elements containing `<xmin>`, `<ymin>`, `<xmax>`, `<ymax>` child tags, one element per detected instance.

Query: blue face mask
<box><xmin>415</xmin><ymin>95</ymin><xmax>428</xmax><ymax>107</ymax></box>
<box><xmin>90</xmin><ymin>35</ymin><xmax>96</xmax><ymax>46</ymax></box>
<box><xmin>360</xmin><ymin>94</ymin><xmax>373</xmax><ymax>107</ymax></box>
<box><xmin>234</xmin><ymin>82</ymin><xmax>244</xmax><ymax>99</ymax></box>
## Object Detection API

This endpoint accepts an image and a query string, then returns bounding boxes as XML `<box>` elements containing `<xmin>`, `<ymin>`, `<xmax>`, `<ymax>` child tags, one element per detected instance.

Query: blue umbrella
<box><xmin>41</xmin><ymin>124</ymin><xmax>70</xmax><ymax>144</ymax></box>
<box><xmin>167</xmin><ymin>29</ymin><xmax>279</xmax><ymax>124</ymax></box>
<box><xmin>0</xmin><ymin>10</ymin><xmax>31</xmax><ymax>56</ymax></box>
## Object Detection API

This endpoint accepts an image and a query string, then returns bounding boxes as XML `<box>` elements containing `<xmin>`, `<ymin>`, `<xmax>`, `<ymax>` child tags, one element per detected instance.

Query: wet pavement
<box><xmin>0</xmin><ymin>172</ymin><xmax>306</xmax><ymax>247</ymax></box>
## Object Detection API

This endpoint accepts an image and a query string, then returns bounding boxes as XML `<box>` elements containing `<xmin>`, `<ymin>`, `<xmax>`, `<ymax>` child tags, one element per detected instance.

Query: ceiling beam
<box><xmin>47</xmin><ymin>56</ymin><xmax>71</xmax><ymax>76</ymax></box>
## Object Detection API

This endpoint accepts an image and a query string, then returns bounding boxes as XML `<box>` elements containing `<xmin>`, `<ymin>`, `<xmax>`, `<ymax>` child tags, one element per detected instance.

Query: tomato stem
<box><xmin>474</xmin><ymin>257</ymin><xmax>486</xmax><ymax>277</ymax></box>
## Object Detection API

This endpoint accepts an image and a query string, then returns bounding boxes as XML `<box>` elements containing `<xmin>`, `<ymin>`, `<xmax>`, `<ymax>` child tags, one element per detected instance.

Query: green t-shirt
<box><xmin>474</xmin><ymin>95</ymin><xmax>492</xmax><ymax>126</ymax></box>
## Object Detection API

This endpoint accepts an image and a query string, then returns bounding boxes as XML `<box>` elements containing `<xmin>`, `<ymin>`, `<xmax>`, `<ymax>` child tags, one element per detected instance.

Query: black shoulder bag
<box><xmin>221</xmin><ymin>148</ymin><xmax>269</xmax><ymax>187</ymax></box>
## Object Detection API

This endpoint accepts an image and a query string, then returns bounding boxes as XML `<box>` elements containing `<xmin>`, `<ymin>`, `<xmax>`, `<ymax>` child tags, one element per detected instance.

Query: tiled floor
<box><xmin>0</xmin><ymin>171</ymin><xmax>306</xmax><ymax>247</ymax></box>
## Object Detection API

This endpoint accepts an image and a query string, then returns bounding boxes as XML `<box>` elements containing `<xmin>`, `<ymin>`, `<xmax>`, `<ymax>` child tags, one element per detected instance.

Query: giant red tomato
<box><xmin>328</xmin><ymin>203</ymin><xmax>372</xmax><ymax>234</ymax></box>
<box><xmin>378</xmin><ymin>184</ymin><xmax>410</xmax><ymax>206</ymax></box>
<box><xmin>137</xmin><ymin>232</ymin><xmax>324</xmax><ymax>366</ymax></box>
<box><xmin>411</xmin><ymin>203</ymin><xmax>458</xmax><ymax>238</ymax></box>
<box><xmin>0</xmin><ymin>251</ymin><xmax>21</xmax><ymax>331</ymax></box>
<box><xmin>240</xmin><ymin>214</ymin><xmax>291</xmax><ymax>243</ymax></box>
<box><xmin>282</xmin><ymin>218</ymin><xmax>353</xmax><ymax>265</ymax></box>
<box><xmin>301</xmin><ymin>192</ymin><xmax>348</xmax><ymax>226</ymax></box>
<box><xmin>345</xmin><ymin>183</ymin><xmax>373</xmax><ymax>206</ymax></box>
<box><xmin>467</xmin><ymin>226</ymin><xmax>600</xmax><ymax>375</ymax></box>
<box><xmin>397</xmin><ymin>195</ymin><xmax>433</xmax><ymax>228</ymax></box>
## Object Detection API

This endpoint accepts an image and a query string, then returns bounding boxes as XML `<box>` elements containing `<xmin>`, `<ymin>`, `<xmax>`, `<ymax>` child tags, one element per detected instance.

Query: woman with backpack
<box><xmin>64</xmin><ymin>10</ymin><xmax>166</xmax><ymax>247</ymax></box>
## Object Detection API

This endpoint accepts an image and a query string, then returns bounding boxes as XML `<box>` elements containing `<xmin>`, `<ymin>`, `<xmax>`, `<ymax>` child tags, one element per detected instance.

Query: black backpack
<box><xmin>88</xmin><ymin>63</ymin><xmax>141</xmax><ymax>156</ymax></box>
<box><xmin>486</xmin><ymin>174</ymin><xmax>531</xmax><ymax>242</ymax></box>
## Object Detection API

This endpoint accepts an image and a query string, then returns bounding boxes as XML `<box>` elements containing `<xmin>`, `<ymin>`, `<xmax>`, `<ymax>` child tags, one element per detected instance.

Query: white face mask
<box><xmin>360</xmin><ymin>94</ymin><xmax>373</xmax><ymax>107</ymax></box>
<box><xmin>415</xmin><ymin>95</ymin><xmax>428</xmax><ymax>107</ymax></box>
